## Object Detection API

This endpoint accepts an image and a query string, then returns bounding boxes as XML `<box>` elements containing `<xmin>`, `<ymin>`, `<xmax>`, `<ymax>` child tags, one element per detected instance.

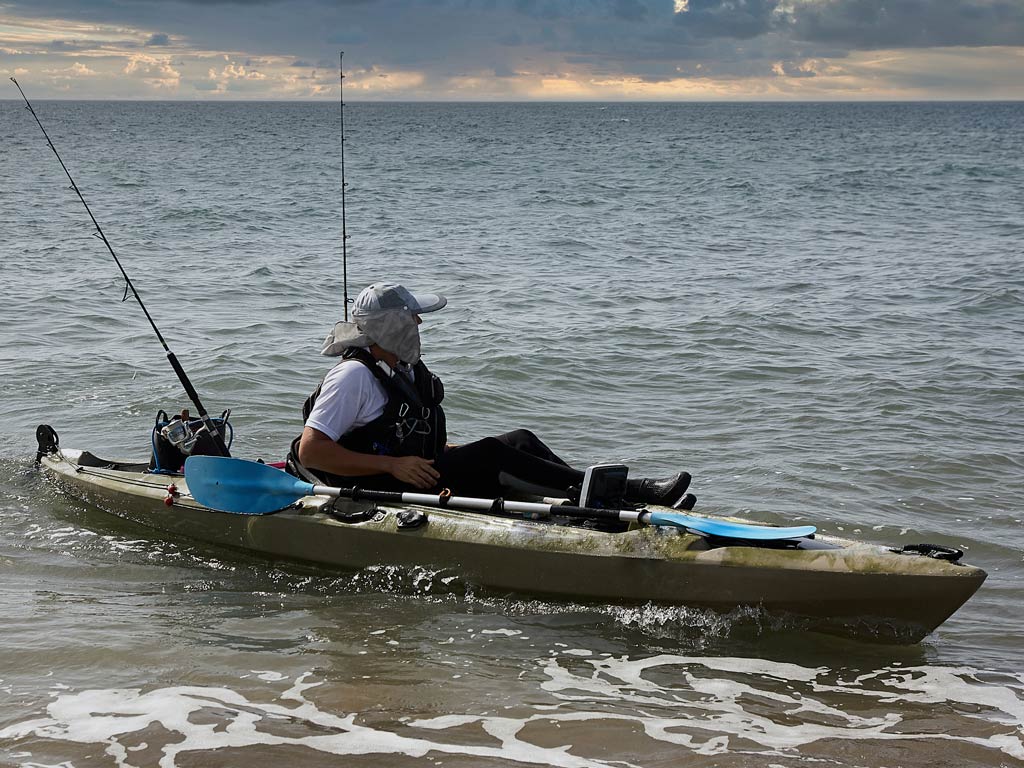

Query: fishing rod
<box><xmin>10</xmin><ymin>77</ymin><xmax>229</xmax><ymax>456</ymax></box>
<box><xmin>340</xmin><ymin>51</ymin><xmax>351</xmax><ymax>321</ymax></box>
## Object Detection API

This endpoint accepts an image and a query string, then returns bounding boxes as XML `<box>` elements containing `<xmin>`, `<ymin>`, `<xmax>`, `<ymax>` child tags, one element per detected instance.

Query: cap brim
<box><xmin>409</xmin><ymin>292</ymin><xmax>446</xmax><ymax>314</ymax></box>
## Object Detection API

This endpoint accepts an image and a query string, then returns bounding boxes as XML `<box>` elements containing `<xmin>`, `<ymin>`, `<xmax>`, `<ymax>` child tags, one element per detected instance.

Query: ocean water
<box><xmin>1</xmin><ymin>100</ymin><xmax>1022</xmax><ymax>766</ymax></box>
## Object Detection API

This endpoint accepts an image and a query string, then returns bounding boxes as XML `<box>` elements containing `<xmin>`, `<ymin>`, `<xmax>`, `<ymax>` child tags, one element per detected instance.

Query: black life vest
<box><xmin>302</xmin><ymin>347</ymin><xmax>447</xmax><ymax>461</ymax></box>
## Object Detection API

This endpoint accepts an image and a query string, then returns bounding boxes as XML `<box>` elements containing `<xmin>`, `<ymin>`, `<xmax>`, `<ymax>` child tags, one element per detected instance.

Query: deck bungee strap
<box><xmin>891</xmin><ymin>543</ymin><xmax>964</xmax><ymax>562</ymax></box>
<box><xmin>184</xmin><ymin>456</ymin><xmax>817</xmax><ymax>542</ymax></box>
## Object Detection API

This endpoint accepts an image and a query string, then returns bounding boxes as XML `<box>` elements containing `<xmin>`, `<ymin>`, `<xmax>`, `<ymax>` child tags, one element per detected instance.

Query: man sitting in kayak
<box><xmin>290</xmin><ymin>283</ymin><xmax>693</xmax><ymax>508</ymax></box>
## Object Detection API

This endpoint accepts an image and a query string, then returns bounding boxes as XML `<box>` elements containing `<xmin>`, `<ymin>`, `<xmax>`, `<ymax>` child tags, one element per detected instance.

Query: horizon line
<box><xmin>2</xmin><ymin>97</ymin><xmax>1023</xmax><ymax>104</ymax></box>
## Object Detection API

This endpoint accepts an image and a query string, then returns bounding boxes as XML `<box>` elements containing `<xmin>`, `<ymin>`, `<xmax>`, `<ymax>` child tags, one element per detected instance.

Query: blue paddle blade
<box><xmin>184</xmin><ymin>455</ymin><xmax>315</xmax><ymax>514</ymax></box>
<box><xmin>648</xmin><ymin>511</ymin><xmax>816</xmax><ymax>541</ymax></box>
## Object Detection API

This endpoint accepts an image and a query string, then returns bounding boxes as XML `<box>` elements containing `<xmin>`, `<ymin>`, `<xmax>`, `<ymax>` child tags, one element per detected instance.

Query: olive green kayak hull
<box><xmin>39</xmin><ymin>449</ymin><xmax>986</xmax><ymax>643</ymax></box>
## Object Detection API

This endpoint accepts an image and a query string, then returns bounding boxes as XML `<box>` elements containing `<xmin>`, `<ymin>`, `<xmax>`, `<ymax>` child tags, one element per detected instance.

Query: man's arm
<box><xmin>297</xmin><ymin>426</ymin><xmax>440</xmax><ymax>489</ymax></box>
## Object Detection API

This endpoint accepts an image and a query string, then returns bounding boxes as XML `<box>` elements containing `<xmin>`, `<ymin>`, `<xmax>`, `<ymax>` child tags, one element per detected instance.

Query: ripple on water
<box><xmin>3</xmin><ymin>102</ymin><xmax>1024</xmax><ymax>765</ymax></box>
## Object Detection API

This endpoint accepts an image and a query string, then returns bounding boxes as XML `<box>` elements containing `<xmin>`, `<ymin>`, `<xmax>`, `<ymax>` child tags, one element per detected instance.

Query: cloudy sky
<box><xmin>2</xmin><ymin>0</ymin><xmax>1024</xmax><ymax>100</ymax></box>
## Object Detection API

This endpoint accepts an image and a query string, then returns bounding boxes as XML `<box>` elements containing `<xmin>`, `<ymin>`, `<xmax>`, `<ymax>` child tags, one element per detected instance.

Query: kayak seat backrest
<box><xmin>78</xmin><ymin>451</ymin><xmax>151</xmax><ymax>473</ymax></box>
<box><xmin>283</xmin><ymin>436</ymin><xmax>377</xmax><ymax>522</ymax></box>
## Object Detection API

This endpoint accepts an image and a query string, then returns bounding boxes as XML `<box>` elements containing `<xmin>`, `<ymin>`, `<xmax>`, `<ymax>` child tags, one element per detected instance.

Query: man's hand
<box><xmin>388</xmin><ymin>456</ymin><xmax>440</xmax><ymax>489</ymax></box>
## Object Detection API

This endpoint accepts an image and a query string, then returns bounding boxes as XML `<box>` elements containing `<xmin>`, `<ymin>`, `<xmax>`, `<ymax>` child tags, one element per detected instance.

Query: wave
<box><xmin>3</xmin><ymin>655</ymin><xmax>1021</xmax><ymax>766</ymax></box>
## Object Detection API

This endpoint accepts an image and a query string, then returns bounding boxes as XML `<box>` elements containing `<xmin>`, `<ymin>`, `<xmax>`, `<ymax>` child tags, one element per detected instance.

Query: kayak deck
<box><xmin>38</xmin><ymin>448</ymin><xmax>987</xmax><ymax>643</ymax></box>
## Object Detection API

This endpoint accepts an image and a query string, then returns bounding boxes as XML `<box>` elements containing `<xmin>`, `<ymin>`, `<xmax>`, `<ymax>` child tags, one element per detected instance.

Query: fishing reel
<box><xmin>161</xmin><ymin>418</ymin><xmax>198</xmax><ymax>454</ymax></box>
<box><xmin>150</xmin><ymin>409</ymin><xmax>233</xmax><ymax>474</ymax></box>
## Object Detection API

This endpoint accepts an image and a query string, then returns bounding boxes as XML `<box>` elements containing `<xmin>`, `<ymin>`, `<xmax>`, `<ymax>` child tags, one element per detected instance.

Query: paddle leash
<box><xmin>185</xmin><ymin>456</ymin><xmax>816</xmax><ymax>541</ymax></box>
<box><xmin>11</xmin><ymin>78</ymin><xmax>229</xmax><ymax>456</ymax></box>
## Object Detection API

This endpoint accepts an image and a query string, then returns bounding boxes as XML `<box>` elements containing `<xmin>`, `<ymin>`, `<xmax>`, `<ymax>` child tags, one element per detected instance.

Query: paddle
<box><xmin>184</xmin><ymin>456</ymin><xmax>816</xmax><ymax>541</ymax></box>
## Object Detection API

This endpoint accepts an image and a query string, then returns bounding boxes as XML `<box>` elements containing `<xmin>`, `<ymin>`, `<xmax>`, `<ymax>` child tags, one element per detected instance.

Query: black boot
<box><xmin>625</xmin><ymin>472</ymin><xmax>691</xmax><ymax>507</ymax></box>
<box><xmin>673</xmin><ymin>493</ymin><xmax>697</xmax><ymax>510</ymax></box>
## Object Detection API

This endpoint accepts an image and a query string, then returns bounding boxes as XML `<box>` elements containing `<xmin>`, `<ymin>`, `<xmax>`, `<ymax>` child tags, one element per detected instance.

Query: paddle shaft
<box><xmin>312</xmin><ymin>484</ymin><xmax>649</xmax><ymax>525</ymax></box>
<box><xmin>184</xmin><ymin>456</ymin><xmax>816</xmax><ymax>539</ymax></box>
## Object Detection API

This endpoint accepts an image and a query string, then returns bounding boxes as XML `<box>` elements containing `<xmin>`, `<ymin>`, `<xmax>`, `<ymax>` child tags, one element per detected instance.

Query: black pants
<box><xmin>296</xmin><ymin>429</ymin><xmax>583</xmax><ymax>499</ymax></box>
<box><xmin>433</xmin><ymin>429</ymin><xmax>583</xmax><ymax>498</ymax></box>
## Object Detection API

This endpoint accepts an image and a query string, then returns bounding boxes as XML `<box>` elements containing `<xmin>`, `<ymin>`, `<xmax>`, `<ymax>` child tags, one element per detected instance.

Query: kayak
<box><xmin>36</xmin><ymin>439</ymin><xmax>986</xmax><ymax>644</ymax></box>
<box><xmin>18</xmin><ymin>83</ymin><xmax>985</xmax><ymax>643</ymax></box>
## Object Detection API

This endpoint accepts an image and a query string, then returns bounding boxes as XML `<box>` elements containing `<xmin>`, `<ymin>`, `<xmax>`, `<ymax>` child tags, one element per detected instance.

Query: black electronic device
<box><xmin>579</xmin><ymin>463</ymin><xmax>629</xmax><ymax>508</ymax></box>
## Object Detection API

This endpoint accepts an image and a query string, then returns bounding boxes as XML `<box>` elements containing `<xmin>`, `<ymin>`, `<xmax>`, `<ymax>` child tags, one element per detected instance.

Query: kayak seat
<box><xmin>283</xmin><ymin>437</ymin><xmax>378</xmax><ymax>522</ymax></box>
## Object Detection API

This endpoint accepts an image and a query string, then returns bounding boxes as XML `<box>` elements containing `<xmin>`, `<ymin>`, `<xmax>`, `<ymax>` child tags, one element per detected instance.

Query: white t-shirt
<box><xmin>304</xmin><ymin>359</ymin><xmax>389</xmax><ymax>442</ymax></box>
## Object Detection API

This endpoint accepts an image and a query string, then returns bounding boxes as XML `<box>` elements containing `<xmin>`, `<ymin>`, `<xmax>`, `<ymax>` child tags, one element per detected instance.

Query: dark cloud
<box><xmin>673</xmin><ymin>0</ymin><xmax>780</xmax><ymax>40</ymax></box>
<box><xmin>496</xmin><ymin>30</ymin><xmax>524</xmax><ymax>46</ymax></box>
<box><xmin>9</xmin><ymin>0</ymin><xmax>1024</xmax><ymax>58</ymax></box>
<box><xmin>789</xmin><ymin>0</ymin><xmax>1024</xmax><ymax>48</ymax></box>
<box><xmin>326</xmin><ymin>28</ymin><xmax>369</xmax><ymax>45</ymax></box>
<box><xmin>613</xmin><ymin>0</ymin><xmax>648</xmax><ymax>22</ymax></box>
<box><xmin>513</xmin><ymin>0</ymin><xmax>564</xmax><ymax>21</ymax></box>
<box><xmin>49</xmin><ymin>39</ymin><xmax>92</xmax><ymax>51</ymax></box>
<box><xmin>2</xmin><ymin>0</ymin><xmax>1023</xmax><ymax>99</ymax></box>
<box><xmin>666</xmin><ymin>0</ymin><xmax>1024</xmax><ymax>49</ymax></box>
<box><xmin>492</xmin><ymin>62</ymin><xmax>518</xmax><ymax>77</ymax></box>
